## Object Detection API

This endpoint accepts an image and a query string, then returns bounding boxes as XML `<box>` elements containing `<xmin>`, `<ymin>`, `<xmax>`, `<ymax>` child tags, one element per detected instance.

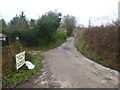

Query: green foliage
<box><xmin>35</xmin><ymin>11</ymin><xmax>62</xmax><ymax>43</ymax></box>
<box><xmin>23</xmin><ymin>31</ymin><xmax>66</xmax><ymax>51</ymax></box>
<box><xmin>26</xmin><ymin>38</ymin><xmax>66</xmax><ymax>51</ymax></box>
<box><xmin>20</xmin><ymin>29</ymin><xmax>39</xmax><ymax>46</ymax></box>
<box><xmin>8</xmin><ymin>29</ymin><xmax>39</xmax><ymax>46</ymax></box>
<box><xmin>51</xmin><ymin>31</ymin><xmax>67</xmax><ymax>41</ymax></box>
<box><xmin>8</xmin><ymin>30</ymin><xmax>22</xmax><ymax>41</ymax></box>
<box><xmin>8</xmin><ymin>11</ymin><xmax>63</xmax><ymax>46</ymax></box>
<box><xmin>8</xmin><ymin>30</ymin><xmax>66</xmax><ymax>50</ymax></box>
<box><xmin>7</xmin><ymin>11</ymin><xmax>67</xmax><ymax>48</ymax></box>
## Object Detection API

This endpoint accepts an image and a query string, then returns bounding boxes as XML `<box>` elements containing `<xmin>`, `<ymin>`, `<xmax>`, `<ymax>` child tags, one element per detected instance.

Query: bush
<box><xmin>57</xmin><ymin>32</ymin><xmax>67</xmax><ymax>40</ymax></box>
<box><xmin>8</xmin><ymin>29</ymin><xmax>40</xmax><ymax>46</ymax></box>
<box><xmin>51</xmin><ymin>31</ymin><xmax>67</xmax><ymax>41</ymax></box>
<box><xmin>35</xmin><ymin>11</ymin><xmax>61</xmax><ymax>43</ymax></box>
<box><xmin>8</xmin><ymin>30</ymin><xmax>22</xmax><ymax>41</ymax></box>
<box><xmin>21</xmin><ymin>29</ymin><xmax>40</xmax><ymax>46</ymax></box>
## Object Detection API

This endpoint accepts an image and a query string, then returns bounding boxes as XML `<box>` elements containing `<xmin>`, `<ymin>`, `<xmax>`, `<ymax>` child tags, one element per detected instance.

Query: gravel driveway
<box><xmin>16</xmin><ymin>37</ymin><xmax>119</xmax><ymax>88</ymax></box>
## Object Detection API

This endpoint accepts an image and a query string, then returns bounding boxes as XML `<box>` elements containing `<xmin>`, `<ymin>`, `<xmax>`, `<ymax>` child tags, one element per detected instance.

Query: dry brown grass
<box><xmin>76</xmin><ymin>26</ymin><xmax>119</xmax><ymax>71</ymax></box>
<box><xmin>2</xmin><ymin>46</ymin><xmax>16</xmax><ymax>76</ymax></box>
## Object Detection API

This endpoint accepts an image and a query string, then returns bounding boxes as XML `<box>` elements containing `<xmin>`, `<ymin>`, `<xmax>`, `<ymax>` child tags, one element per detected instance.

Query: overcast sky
<box><xmin>0</xmin><ymin>0</ymin><xmax>119</xmax><ymax>26</ymax></box>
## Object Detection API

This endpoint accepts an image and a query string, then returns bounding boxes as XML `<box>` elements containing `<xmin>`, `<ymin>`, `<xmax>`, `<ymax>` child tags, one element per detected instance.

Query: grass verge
<box><xmin>2</xmin><ymin>54</ymin><xmax>43</xmax><ymax>88</ymax></box>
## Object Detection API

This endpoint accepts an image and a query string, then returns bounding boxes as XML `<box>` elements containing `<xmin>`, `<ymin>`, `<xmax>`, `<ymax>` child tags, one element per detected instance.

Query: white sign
<box><xmin>16</xmin><ymin>51</ymin><xmax>25</xmax><ymax>69</ymax></box>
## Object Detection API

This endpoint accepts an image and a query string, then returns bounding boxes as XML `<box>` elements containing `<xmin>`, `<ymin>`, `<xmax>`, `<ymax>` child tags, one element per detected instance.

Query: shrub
<box><xmin>8</xmin><ymin>30</ymin><xmax>22</xmax><ymax>41</ymax></box>
<box><xmin>21</xmin><ymin>29</ymin><xmax>39</xmax><ymax>46</ymax></box>
<box><xmin>8</xmin><ymin>29</ymin><xmax>40</xmax><ymax>46</ymax></box>
<box><xmin>57</xmin><ymin>32</ymin><xmax>67</xmax><ymax>40</ymax></box>
<box><xmin>35</xmin><ymin>11</ymin><xmax>62</xmax><ymax>43</ymax></box>
<box><xmin>51</xmin><ymin>31</ymin><xmax>67</xmax><ymax>41</ymax></box>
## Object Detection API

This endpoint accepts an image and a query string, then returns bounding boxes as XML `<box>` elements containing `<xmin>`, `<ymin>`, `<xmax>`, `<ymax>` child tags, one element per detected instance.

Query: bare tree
<box><xmin>61</xmin><ymin>15</ymin><xmax>77</xmax><ymax>36</ymax></box>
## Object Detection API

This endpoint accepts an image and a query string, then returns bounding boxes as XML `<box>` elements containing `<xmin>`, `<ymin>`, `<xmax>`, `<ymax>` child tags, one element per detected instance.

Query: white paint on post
<box><xmin>16</xmin><ymin>51</ymin><xmax>25</xmax><ymax>70</ymax></box>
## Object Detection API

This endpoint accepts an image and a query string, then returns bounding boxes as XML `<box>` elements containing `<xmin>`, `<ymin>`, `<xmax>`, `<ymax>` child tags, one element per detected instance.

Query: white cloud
<box><xmin>0</xmin><ymin>0</ymin><xmax>119</xmax><ymax>26</ymax></box>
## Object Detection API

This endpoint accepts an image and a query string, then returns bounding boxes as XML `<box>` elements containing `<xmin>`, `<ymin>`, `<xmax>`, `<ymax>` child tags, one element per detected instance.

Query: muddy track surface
<box><xmin>16</xmin><ymin>37</ymin><xmax>119</xmax><ymax>88</ymax></box>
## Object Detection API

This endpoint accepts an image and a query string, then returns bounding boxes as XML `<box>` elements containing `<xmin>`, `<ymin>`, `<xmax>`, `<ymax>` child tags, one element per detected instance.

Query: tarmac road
<box><xmin>17</xmin><ymin>37</ymin><xmax>119</xmax><ymax>88</ymax></box>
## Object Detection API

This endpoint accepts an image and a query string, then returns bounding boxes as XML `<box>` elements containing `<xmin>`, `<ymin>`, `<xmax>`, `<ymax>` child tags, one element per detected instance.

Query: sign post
<box><xmin>16</xmin><ymin>51</ymin><xmax>25</xmax><ymax>70</ymax></box>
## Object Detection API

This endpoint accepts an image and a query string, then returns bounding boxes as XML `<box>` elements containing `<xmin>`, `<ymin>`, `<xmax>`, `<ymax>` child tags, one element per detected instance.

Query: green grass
<box><xmin>2</xmin><ymin>54</ymin><xmax>43</xmax><ymax>87</ymax></box>
<box><xmin>25</xmin><ymin>39</ymin><xmax>66</xmax><ymax>51</ymax></box>
<box><xmin>75</xmin><ymin>38</ymin><xmax>118</xmax><ymax>70</ymax></box>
